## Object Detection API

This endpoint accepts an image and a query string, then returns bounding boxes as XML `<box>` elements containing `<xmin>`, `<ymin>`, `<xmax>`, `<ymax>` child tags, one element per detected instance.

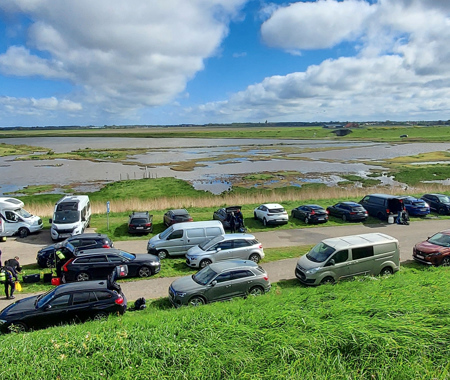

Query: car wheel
<box><xmin>253</xmin><ymin>212</ymin><xmax>258</xmax><ymax>220</ymax></box>
<box><xmin>157</xmin><ymin>250</ymin><xmax>168</xmax><ymax>260</ymax></box>
<box><xmin>18</xmin><ymin>227</ymin><xmax>29</xmax><ymax>238</ymax></box>
<box><xmin>249</xmin><ymin>253</ymin><xmax>261</xmax><ymax>263</ymax></box>
<box><xmin>188</xmin><ymin>296</ymin><xmax>205</xmax><ymax>307</ymax></box>
<box><xmin>263</xmin><ymin>218</ymin><xmax>268</xmax><ymax>226</ymax></box>
<box><xmin>321</xmin><ymin>276</ymin><xmax>335</xmax><ymax>285</ymax></box>
<box><xmin>441</xmin><ymin>257</ymin><xmax>450</xmax><ymax>267</ymax></box>
<box><xmin>93</xmin><ymin>312</ymin><xmax>108</xmax><ymax>321</ymax></box>
<box><xmin>380</xmin><ymin>266</ymin><xmax>394</xmax><ymax>276</ymax></box>
<box><xmin>8</xmin><ymin>322</ymin><xmax>28</xmax><ymax>333</ymax></box>
<box><xmin>76</xmin><ymin>272</ymin><xmax>90</xmax><ymax>282</ymax></box>
<box><xmin>248</xmin><ymin>286</ymin><xmax>264</xmax><ymax>296</ymax></box>
<box><xmin>199</xmin><ymin>259</ymin><xmax>212</xmax><ymax>269</ymax></box>
<box><xmin>138</xmin><ymin>266</ymin><xmax>153</xmax><ymax>277</ymax></box>
<box><xmin>45</xmin><ymin>257</ymin><xmax>54</xmax><ymax>269</ymax></box>
<box><xmin>342</xmin><ymin>214</ymin><xmax>347</xmax><ymax>222</ymax></box>
<box><xmin>304</xmin><ymin>217</ymin><xmax>309</xmax><ymax>224</ymax></box>
<box><xmin>438</xmin><ymin>207</ymin><xmax>446</xmax><ymax>215</ymax></box>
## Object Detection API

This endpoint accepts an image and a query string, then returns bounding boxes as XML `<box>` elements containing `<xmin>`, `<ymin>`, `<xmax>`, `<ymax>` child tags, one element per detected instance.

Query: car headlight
<box><xmin>149</xmin><ymin>261</ymin><xmax>160</xmax><ymax>266</ymax></box>
<box><xmin>188</xmin><ymin>256</ymin><xmax>197</xmax><ymax>260</ymax></box>
<box><xmin>306</xmin><ymin>267</ymin><xmax>320</xmax><ymax>274</ymax></box>
<box><xmin>175</xmin><ymin>292</ymin><xmax>186</xmax><ymax>297</ymax></box>
<box><xmin>430</xmin><ymin>252</ymin><xmax>442</xmax><ymax>256</ymax></box>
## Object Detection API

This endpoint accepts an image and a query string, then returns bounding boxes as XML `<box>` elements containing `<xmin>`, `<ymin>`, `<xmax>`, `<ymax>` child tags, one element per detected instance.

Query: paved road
<box><xmin>0</xmin><ymin>218</ymin><xmax>448</xmax><ymax>307</ymax></box>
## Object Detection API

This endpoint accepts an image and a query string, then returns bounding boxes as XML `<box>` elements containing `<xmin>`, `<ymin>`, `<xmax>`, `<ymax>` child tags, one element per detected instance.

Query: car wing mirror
<box><xmin>210</xmin><ymin>280</ymin><xmax>217</xmax><ymax>287</ymax></box>
<box><xmin>326</xmin><ymin>259</ymin><xmax>335</xmax><ymax>266</ymax></box>
<box><xmin>44</xmin><ymin>304</ymin><xmax>52</xmax><ymax>311</ymax></box>
<box><xmin>216</xmin><ymin>248</ymin><xmax>221</xmax><ymax>252</ymax></box>
<box><xmin>49</xmin><ymin>218</ymin><xmax>53</xmax><ymax>224</ymax></box>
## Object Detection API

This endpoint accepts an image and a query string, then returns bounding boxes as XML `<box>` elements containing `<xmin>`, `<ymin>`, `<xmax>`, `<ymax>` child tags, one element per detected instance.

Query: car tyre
<box><xmin>46</xmin><ymin>258</ymin><xmax>54</xmax><ymax>269</ymax></box>
<box><xmin>188</xmin><ymin>296</ymin><xmax>205</xmax><ymax>307</ymax></box>
<box><xmin>93</xmin><ymin>312</ymin><xmax>108</xmax><ymax>321</ymax></box>
<box><xmin>138</xmin><ymin>266</ymin><xmax>153</xmax><ymax>277</ymax></box>
<box><xmin>342</xmin><ymin>214</ymin><xmax>347</xmax><ymax>222</ymax></box>
<box><xmin>321</xmin><ymin>276</ymin><xmax>335</xmax><ymax>285</ymax></box>
<box><xmin>199</xmin><ymin>259</ymin><xmax>212</xmax><ymax>269</ymax></box>
<box><xmin>248</xmin><ymin>286</ymin><xmax>264</xmax><ymax>296</ymax></box>
<box><xmin>438</xmin><ymin>207</ymin><xmax>446</xmax><ymax>215</ymax></box>
<box><xmin>441</xmin><ymin>257</ymin><xmax>450</xmax><ymax>267</ymax></box>
<box><xmin>76</xmin><ymin>272</ymin><xmax>90</xmax><ymax>282</ymax></box>
<box><xmin>304</xmin><ymin>217</ymin><xmax>309</xmax><ymax>224</ymax></box>
<box><xmin>157</xmin><ymin>250</ymin><xmax>168</xmax><ymax>260</ymax></box>
<box><xmin>380</xmin><ymin>266</ymin><xmax>394</xmax><ymax>276</ymax></box>
<box><xmin>253</xmin><ymin>212</ymin><xmax>258</xmax><ymax>220</ymax></box>
<box><xmin>249</xmin><ymin>253</ymin><xmax>261</xmax><ymax>263</ymax></box>
<box><xmin>263</xmin><ymin>218</ymin><xmax>268</xmax><ymax>226</ymax></box>
<box><xmin>8</xmin><ymin>321</ymin><xmax>28</xmax><ymax>333</ymax></box>
<box><xmin>18</xmin><ymin>227</ymin><xmax>29</xmax><ymax>238</ymax></box>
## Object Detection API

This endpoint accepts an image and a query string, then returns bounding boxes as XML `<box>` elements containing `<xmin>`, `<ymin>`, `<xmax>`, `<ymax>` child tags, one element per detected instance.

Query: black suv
<box><xmin>128</xmin><ymin>211</ymin><xmax>153</xmax><ymax>234</ymax></box>
<box><xmin>0</xmin><ymin>269</ymin><xmax>127</xmax><ymax>333</ymax></box>
<box><xmin>61</xmin><ymin>248</ymin><xmax>160</xmax><ymax>282</ymax></box>
<box><xmin>421</xmin><ymin>193</ymin><xmax>450</xmax><ymax>215</ymax></box>
<box><xmin>36</xmin><ymin>233</ymin><xmax>114</xmax><ymax>268</ymax></box>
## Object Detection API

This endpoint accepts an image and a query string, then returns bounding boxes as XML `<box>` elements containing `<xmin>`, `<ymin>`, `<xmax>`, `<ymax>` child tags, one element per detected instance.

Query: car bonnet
<box><xmin>0</xmin><ymin>296</ymin><xmax>39</xmax><ymax>317</ymax></box>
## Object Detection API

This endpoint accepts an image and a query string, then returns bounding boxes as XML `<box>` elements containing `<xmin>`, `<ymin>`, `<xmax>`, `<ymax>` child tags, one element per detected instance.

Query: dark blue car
<box><xmin>399</xmin><ymin>196</ymin><xmax>430</xmax><ymax>216</ymax></box>
<box><xmin>326</xmin><ymin>202</ymin><xmax>368</xmax><ymax>222</ymax></box>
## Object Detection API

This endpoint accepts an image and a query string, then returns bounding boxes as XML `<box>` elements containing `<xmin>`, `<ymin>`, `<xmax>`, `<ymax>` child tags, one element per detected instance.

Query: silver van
<box><xmin>147</xmin><ymin>221</ymin><xmax>225</xmax><ymax>259</ymax></box>
<box><xmin>295</xmin><ymin>233</ymin><xmax>400</xmax><ymax>286</ymax></box>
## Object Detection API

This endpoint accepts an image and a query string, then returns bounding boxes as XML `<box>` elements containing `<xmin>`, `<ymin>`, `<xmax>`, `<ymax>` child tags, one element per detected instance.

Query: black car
<box><xmin>163</xmin><ymin>209</ymin><xmax>193</xmax><ymax>227</ymax></box>
<box><xmin>291</xmin><ymin>204</ymin><xmax>329</xmax><ymax>224</ymax></box>
<box><xmin>128</xmin><ymin>211</ymin><xmax>153</xmax><ymax>234</ymax></box>
<box><xmin>36</xmin><ymin>233</ymin><xmax>114</xmax><ymax>268</ymax></box>
<box><xmin>61</xmin><ymin>248</ymin><xmax>161</xmax><ymax>282</ymax></box>
<box><xmin>421</xmin><ymin>193</ymin><xmax>450</xmax><ymax>215</ymax></box>
<box><xmin>212</xmin><ymin>206</ymin><xmax>242</xmax><ymax>229</ymax></box>
<box><xmin>326</xmin><ymin>202</ymin><xmax>368</xmax><ymax>222</ymax></box>
<box><xmin>0</xmin><ymin>269</ymin><xmax>127</xmax><ymax>333</ymax></box>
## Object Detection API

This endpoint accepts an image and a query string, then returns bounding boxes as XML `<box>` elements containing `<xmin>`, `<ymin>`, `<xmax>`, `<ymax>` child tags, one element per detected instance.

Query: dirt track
<box><xmin>1</xmin><ymin>218</ymin><xmax>448</xmax><ymax>307</ymax></box>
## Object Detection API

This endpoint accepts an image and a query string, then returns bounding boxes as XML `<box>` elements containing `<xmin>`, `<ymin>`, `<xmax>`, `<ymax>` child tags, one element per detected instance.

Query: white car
<box><xmin>253</xmin><ymin>203</ymin><xmax>289</xmax><ymax>226</ymax></box>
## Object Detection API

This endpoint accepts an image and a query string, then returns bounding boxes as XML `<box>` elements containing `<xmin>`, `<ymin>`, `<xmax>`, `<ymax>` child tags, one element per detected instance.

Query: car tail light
<box><xmin>258</xmin><ymin>244</ymin><xmax>263</xmax><ymax>249</ymax></box>
<box><xmin>326</xmin><ymin>210</ymin><xmax>329</xmax><ymax>214</ymax></box>
<box><xmin>386</xmin><ymin>209</ymin><xmax>390</xmax><ymax>214</ymax></box>
<box><xmin>145</xmin><ymin>223</ymin><xmax>152</xmax><ymax>227</ymax></box>
<box><xmin>115</xmin><ymin>296</ymin><xmax>124</xmax><ymax>305</ymax></box>
<box><xmin>129</xmin><ymin>224</ymin><xmax>135</xmax><ymax>228</ymax></box>
<box><xmin>263</xmin><ymin>275</ymin><xmax>269</xmax><ymax>281</ymax></box>
<box><xmin>350</xmin><ymin>212</ymin><xmax>356</xmax><ymax>215</ymax></box>
<box><xmin>62</xmin><ymin>258</ymin><xmax>74</xmax><ymax>272</ymax></box>
<box><xmin>310</xmin><ymin>210</ymin><xmax>315</xmax><ymax>215</ymax></box>
<box><xmin>102</xmin><ymin>244</ymin><xmax>111</xmax><ymax>248</ymax></box>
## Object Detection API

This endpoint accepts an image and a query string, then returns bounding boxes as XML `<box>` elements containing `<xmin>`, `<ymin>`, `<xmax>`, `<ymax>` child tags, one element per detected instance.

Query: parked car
<box><xmin>0</xmin><ymin>268</ymin><xmax>127</xmax><ymax>333</ymax></box>
<box><xmin>163</xmin><ymin>209</ymin><xmax>193</xmax><ymax>227</ymax></box>
<box><xmin>327</xmin><ymin>202</ymin><xmax>368</xmax><ymax>222</ymax></box>
<box><xmin>253</xmin><ymin>203</ymin><xmax>288</xmax><ymax>226</ymax></box>
<box><xmin>168</xmin><ymin>260</ymin><xmax>271</xmax><ymax>307</ymax></box>
<box><xmin>291</xmin><ymin>204</ymin><xmax>329</xmax><ymax>224</ymax></box>
<box><xmin>36</xmin><ymin>233</ymin><xmax>114</xmax><ymax>268</ymax></box>
<box><xmin>185</xmin><ymin>233</ymin><xmax>264</xmax><ymax>268</ymax></box>
<box><xmin>398</xmin><ymin>196</ymin><xmax>430</xmax><ymax>217</ymax></box>
<box><xmin>128</xmin><ymin>211</ymin><xmax>153</xmax><ymax>234</ymax></box>
<box><xmin>413</xmin><ymin>229</ymin><xmax>450</xmax><ymax>266</ymax></box>
<box><xmin>420</xmin><ymin>194</ymin><xmax>450</xmax><ymax>215</ymax></box>
<box><xmin>212</xmin><ymin>206</ymin><xmax>242</xmax><ymax>229</ymax></box>
<box><xmin>359</xmin><ymin>194</ymin><xmax>404</xmax><ymax>220</ymax></box>
<box><xmin>61</xmin><ymin>248</ymin><xmax>160</xmax><ymax>282</ymax></box>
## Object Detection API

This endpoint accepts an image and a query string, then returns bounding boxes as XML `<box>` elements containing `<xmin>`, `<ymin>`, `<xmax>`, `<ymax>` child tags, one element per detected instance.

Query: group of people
<box><xmin>227</xmin><ymin>209</ymin><xmax>245</xmax><ymax>233</ymax></box>
<box><xmin>0</xmin><ymin>248</ymin><xmax>22</xmax><ymax>300</ymax></box>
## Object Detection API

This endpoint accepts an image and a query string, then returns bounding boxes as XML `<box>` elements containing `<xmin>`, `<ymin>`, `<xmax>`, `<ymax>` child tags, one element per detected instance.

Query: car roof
<box><xmin>53</xmin><ymin>280</ymin><xmax>109</xmax><ymax>295</ymax></box>
<box><xmin>365</xmin><ymin>193</ymin><xmax>399</xmax><ymax>199</ymax></box>
<box><xmin>169</xmin><ymin>209</ymin><xmax>189</xmax><ymax>215</ymax></box>
<box><xmin>338</xmin><ymin>201</ymin><xmax>361</xmax><ymax>206</ymax></box>
<box><xmin>219</xmin><ymin>233</ymin><xmax>256</xmax><ymax>241</ymax></box>
<box><xmin>209</xmin><ymin>259</ymin><xmax>258</xmax><ymax>272</ymax></box>
<box><xmin>261</xmin><ymin>203</ymin><xmax>284</xmax><ymax>208</ymax></box>
<box><xmin>321</xmin><ymin>233</ymin><xmax>398</xmax><ymax>250</ymax></box>
<box><xmin>68</xmin><ymin>233</ymin><xmax>109</xmax><ymax>240</ymax></box>
<box><xmin>75</xmin><ymin>248</ymin><xmax>123</xmax><ymax>256</ymax></box>
<box><xmin>304</xmin><ymin>204</ymin><xmax>324</xmax><ymax>208</ymax></box>
<box><xmin>130</xmin><ymin>211</ymin><xmax>149</xmax><ymax>217</ymax></box>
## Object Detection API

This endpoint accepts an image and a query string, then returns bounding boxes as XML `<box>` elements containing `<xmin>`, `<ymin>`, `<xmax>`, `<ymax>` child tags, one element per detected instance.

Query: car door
<box><xmin>32</xmin><ymin>293</ymin><xmax>72</xmax><ymax>328</ymax></box>
<box><xmin>323</xmin><ymin>250</ymin><xmax>350</xmax><ymax>280</ymax></box>
<box><xmin>256</xmin><ymin>205</ymin><xmax>266</xmax><ymax>220</ymax></box>
<box><xmin>204</xmin><ymin>270</ymin><xmax>235</xmax><ymax>301</ymax></box>
<box><xmin>87</xmin><ymin>255</ymin><xmax>112</xmax><ymax>279</ymax></box>
<box><xmin>185</xmin><ymin>228</ymin><xmax>207</xmax><ymax>252</ymax></box>
<box><xmin>349</xmin><ymin>246</ymin><xmax>375</xmax><ymax>276</ymax></box>
<box><xmin>332</xmin><ymin>203</ymin><xmax>344</xmax><ymax>217</ymax></box>
<box><xmin>165</xmin><ymin>229</ymin><xmax>184</xmax><ymax>255</ymax></box>
<box><xmin>209</xmin><ymin>239</ymin><xmax>234</xmax><ymax>262</ymax></box>
<box><xmin>232</xmin><ymin>239</ymin><xmax>252</xmax><ymax>260</ymax></box>
<box><xmin>107</xmin><ymin>254</ymin><xmax>128</xmax><ymax>276</ymax></box>
<box><xmin>230</xmin><ymin>269</ymin><xmax>257</xmax><ymax>296</ymax></box>
<box><xmin>2</xmin><ymin>210</ymin><xmax>19</xmax><ymax>236</ymax></box>
<box><xmin>68</xmin><ymin>291</ymin><xmax>98</xmax><ymax>321</ymax></box>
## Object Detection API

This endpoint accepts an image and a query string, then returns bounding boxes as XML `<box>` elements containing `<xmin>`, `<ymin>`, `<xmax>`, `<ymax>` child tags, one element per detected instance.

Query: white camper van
<box><xmin>50</xmin><ymin>195</ymin><xmax>91</xmax><ymax>241</ymax></box>
<box><xmin>0</xmin><ymin>197</ymin><xmax>43</xmax><ymax>238</ymax></box>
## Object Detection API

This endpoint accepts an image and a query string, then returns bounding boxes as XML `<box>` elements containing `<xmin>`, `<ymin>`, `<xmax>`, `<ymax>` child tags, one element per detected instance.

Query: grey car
<box><xmin>168</xmin><ymin>260</ymin><xmax>271</xmax><ymax>307</ymax></box>
<box><xmin>185</xmin><ymin>233</ymin><xmax>264</xmax><ymax>268</ymax></box>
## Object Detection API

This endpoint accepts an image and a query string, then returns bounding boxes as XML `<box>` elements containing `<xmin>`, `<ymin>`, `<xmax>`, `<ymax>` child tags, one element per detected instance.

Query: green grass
<box><xmin>2</xmin><ymin>265</ymin><xmax>449</xmax><ymax>379</ymax></box>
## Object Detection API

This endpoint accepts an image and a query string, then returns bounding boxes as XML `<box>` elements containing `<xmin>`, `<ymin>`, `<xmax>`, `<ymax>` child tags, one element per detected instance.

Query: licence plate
<box><xmin>416</xmin><ymin>255</ymin><xmax>424</xmax><ymax>259</ymax></box>
<box><xmin>136</xmin><ymin>227</ymin><xmax>144</xmax><ymax>229</ymax></box>
<box><xmin>318</xmin><ymin>218</ymin><xmax>325</xmax><ymax>220</ymax></box>
<box><xmin>420</xmin><ymin>208</ymin><xmax>426</xmax><ymax>211</ymax></box>
<box><xmin>60</xmin><ymin>234</ymin><xmax>71</xmax><ymax>238</ymax></box>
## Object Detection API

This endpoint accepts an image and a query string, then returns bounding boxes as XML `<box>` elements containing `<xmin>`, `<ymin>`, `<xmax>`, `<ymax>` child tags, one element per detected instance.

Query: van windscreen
<box><xmin>306</xmin><ymin>242</ymin><xmax>336</xmax><ymax>263</ymax></box>
<box><xmin>53</xmin><ymin>210</ymin><xmax>80</xmax><ymax>224</ymax></box>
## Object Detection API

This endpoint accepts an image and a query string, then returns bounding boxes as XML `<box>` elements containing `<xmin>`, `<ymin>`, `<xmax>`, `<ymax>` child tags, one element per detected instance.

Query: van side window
<box><xmin>186</xmin><ymin>228</ymin><xmax>205</xmax><ymax>239</ymax></box>
<box><xmin>333</xmin><ymin>250</ymin><xmax>349</xmax><ymax>263</ymax></box>
<box><xmin>5</xmin><ymin>211</ymin><xmax>17</xmax><ymax>221</ymax></box>
<box><xmin>352</xmin><ymin>246</ymin><xmax>374</xmax><ymax>260</ymax></box>
<box><xmin>168</xmin><ymin>230</ymin><xmax>183</xmax><ymax>240</ymax></box>
<box><xmin>206</xmin><ymin>227</ymin><xmax>222</xmax><ymax>237</ymax></box>
<box><xmin>374</xmin><ymin>243</ymin><xmax>397</xmax><ymax>255</ymax></box>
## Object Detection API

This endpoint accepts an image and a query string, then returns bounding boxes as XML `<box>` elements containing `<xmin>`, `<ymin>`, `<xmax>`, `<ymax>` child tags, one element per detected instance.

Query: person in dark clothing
<box><xmin>228</xmin><ymin>211</ymin><xmax>237</xmax><ymax>233</ymax></box>
<box><xmin>4</xmin><ymin>256</ymin><xmax>22</xmax><ymax>273</ymax></box>
<box><xmin>0</xmin><ymin>248</ymin><xmax>2</xmax><ymax>267</ymax></box>
<box><xmin>235</xmin><ymin>209</ymin><xmax>244</xmax><ymax>231</ymax></box>
<box><xmin>3</xmin><ymin>266</ymin><xmax>18</xmax><ymax>299</ymax></box>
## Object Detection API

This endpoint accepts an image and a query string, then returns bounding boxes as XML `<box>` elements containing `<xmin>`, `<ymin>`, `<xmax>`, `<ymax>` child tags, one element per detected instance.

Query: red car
<box><xmin>413</xmin><ymin>229</ymin><xmax>450</xmax><ymax>266</ymax></box>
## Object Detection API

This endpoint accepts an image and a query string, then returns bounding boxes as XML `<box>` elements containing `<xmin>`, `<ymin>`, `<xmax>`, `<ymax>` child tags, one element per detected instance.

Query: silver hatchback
<box><xmin>185</xmin><ymin>233</ymin><xmax>264</xmax><ymax>268</ymax></box>
<box><xmin>169</xmin><ymin>260</ymin><xmax>271</xmax><ymax>307</ymax></box>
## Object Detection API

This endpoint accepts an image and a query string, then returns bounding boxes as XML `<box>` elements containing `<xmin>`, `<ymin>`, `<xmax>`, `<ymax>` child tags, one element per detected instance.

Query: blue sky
<box><xmin>0</xmin><ymin>0</ymin><xmax>449</xmax><ymax>127</ymax></box>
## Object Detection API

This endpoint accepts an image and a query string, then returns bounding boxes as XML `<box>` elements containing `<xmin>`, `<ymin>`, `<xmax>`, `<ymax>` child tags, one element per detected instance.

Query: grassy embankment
<box><xmin>2</xmin><ymin>265</ymin><xmax>449</xmax><ymax>379</ymax></box>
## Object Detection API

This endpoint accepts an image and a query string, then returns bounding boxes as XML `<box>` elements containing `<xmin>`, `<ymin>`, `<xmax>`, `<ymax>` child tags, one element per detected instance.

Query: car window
<box><xmin>72</xmin><ymin>292</ymin><xmax>94</xmax><ymax>305</ymax></box>
<box><xmin>214</xmin><ymin>272</ymin><xmax>231</xmax><ymax>283</ymax></box>
<box><xmin>107</xmin><ymin>255</ymin><xmax>123</xmax><ymax>263</ymax></box>
<box><xmin>231</xmin><ymin>270</ymin><xmax>254</xmax><ymax>279</ymax></box>
<box><xmin>95</xmin><ymin>291</ymin><xmax>113</xmax><ymax>301</ymax></box>
<box><xmin>233</xmin><ymin>239</ymin><xmax>251</xmax><ymax>248</ymax></box>
<box><xmin>88</xmin><ymin>256</ymin><xmax>108</xmax><ymax>263</ymax></box>
<box><xmin>306</xmin><ymin>242</ymin><xmax>335</xmax><ymax>263</ymax></box>
<box><xmin>48</xmin><ymin>294</ymin><xmax>71</xmax><ymax>309</ymax></box>
<box><xmin>332</xmin><ymin>250</ymin><xmax>349</xmax><ymax>264</ymax></box>
<box><xmin>268</xmin><ymin>208</ymin><xmax>285</xmax><ymax>213</ymax></box>
<box><xmin>352</xmin><ymin>246</ymin><xmax>374</xmax><ymax>260</ymax></box>
<box><xmin>168</xmin><ymin>230</ymin><xmax>183</xmax><ymax>240</ymax></box>
<box><xmin>206</xmin><ymin>227</ymin><xmax>222</xmax><ymax>237</ymax></box>
<box><xmin>216</xmin><ymin>241</ymin><xmax>233</xmax><ymax>250</ymax></box>
<box><xmin>159</xmin><ymin>226</ymin><xmax>174</xmax><ymax>240</ymax></box>
<box><xmin>193</xmin><ymin>266</ymin><xmax>218</xmax><ymax>285</ymax></box>
<box><xmin>74</xmin><ymin>257</ymin><xmax>90</xmax><ymax>264</ymax></box>
<box><xmin>186</xmin><ymin>228</ymin><xmax>205</xmax><ymax>239</ymax></box>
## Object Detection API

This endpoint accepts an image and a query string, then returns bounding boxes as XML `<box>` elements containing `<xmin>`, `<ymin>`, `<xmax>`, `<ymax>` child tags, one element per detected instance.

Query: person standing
<box><xmin>4</xmin><ymin>265</ymin><xmax>18</xmax><ymax>299</ymax></box>
<box><xmin>0</xmin><ymin>248</ymin><xmax>2</xmax><ymax>267</ymax></box>
<box><xmin>4</xmin><ymin>256</ymin><xmax>22</xmax><ymax>273</ymax></box>
<box><xmin>228</xmin><ymin>211</ymin><xmax>236</xmax><ymax>233</ymax></box>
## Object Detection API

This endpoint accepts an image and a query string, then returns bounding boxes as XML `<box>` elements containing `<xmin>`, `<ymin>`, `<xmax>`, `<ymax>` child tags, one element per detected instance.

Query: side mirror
<box><xmin>210</xmin><ymin>280</ymin><xmax>217</xmax><ymax>287</ymax></box>
<box><xmin>49</xmin><ymin>219</ymin><xmax>53</xmax><ymax>224</ymax></box>
<box><xmin>216</xmin><ymin>248</ymin><xmax>221</xmax><ymax>252</ymax></box>
<box><xmin>44</xmin><ymin>304</ymin><xmax>52</xmax><ymax>311</ymax></box>
<box><xmin>326</xmin><ymin>259</ymin><xmax>335</xmax><ymax>267</ymax></box>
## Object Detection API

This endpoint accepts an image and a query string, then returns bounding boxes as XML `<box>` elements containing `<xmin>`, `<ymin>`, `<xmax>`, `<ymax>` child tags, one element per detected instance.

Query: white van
<box><xmin>295</xmin><ymin>233</ymin><xmax>400</xmax><ymax>286</ymax></box>
<box><xmin>50</xmin><ymin>195</ymin><xmax>91</xmax><ymax>241</ymax></box>
<box><xmin>147</xmin><ymin>221</ymin><xmax>225</xmax><ymax>259</ymax></box>
<box><xmin>0</xmin><ymin>197</ymin><xmax>43</xmax><ymax>238</ymax></box>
